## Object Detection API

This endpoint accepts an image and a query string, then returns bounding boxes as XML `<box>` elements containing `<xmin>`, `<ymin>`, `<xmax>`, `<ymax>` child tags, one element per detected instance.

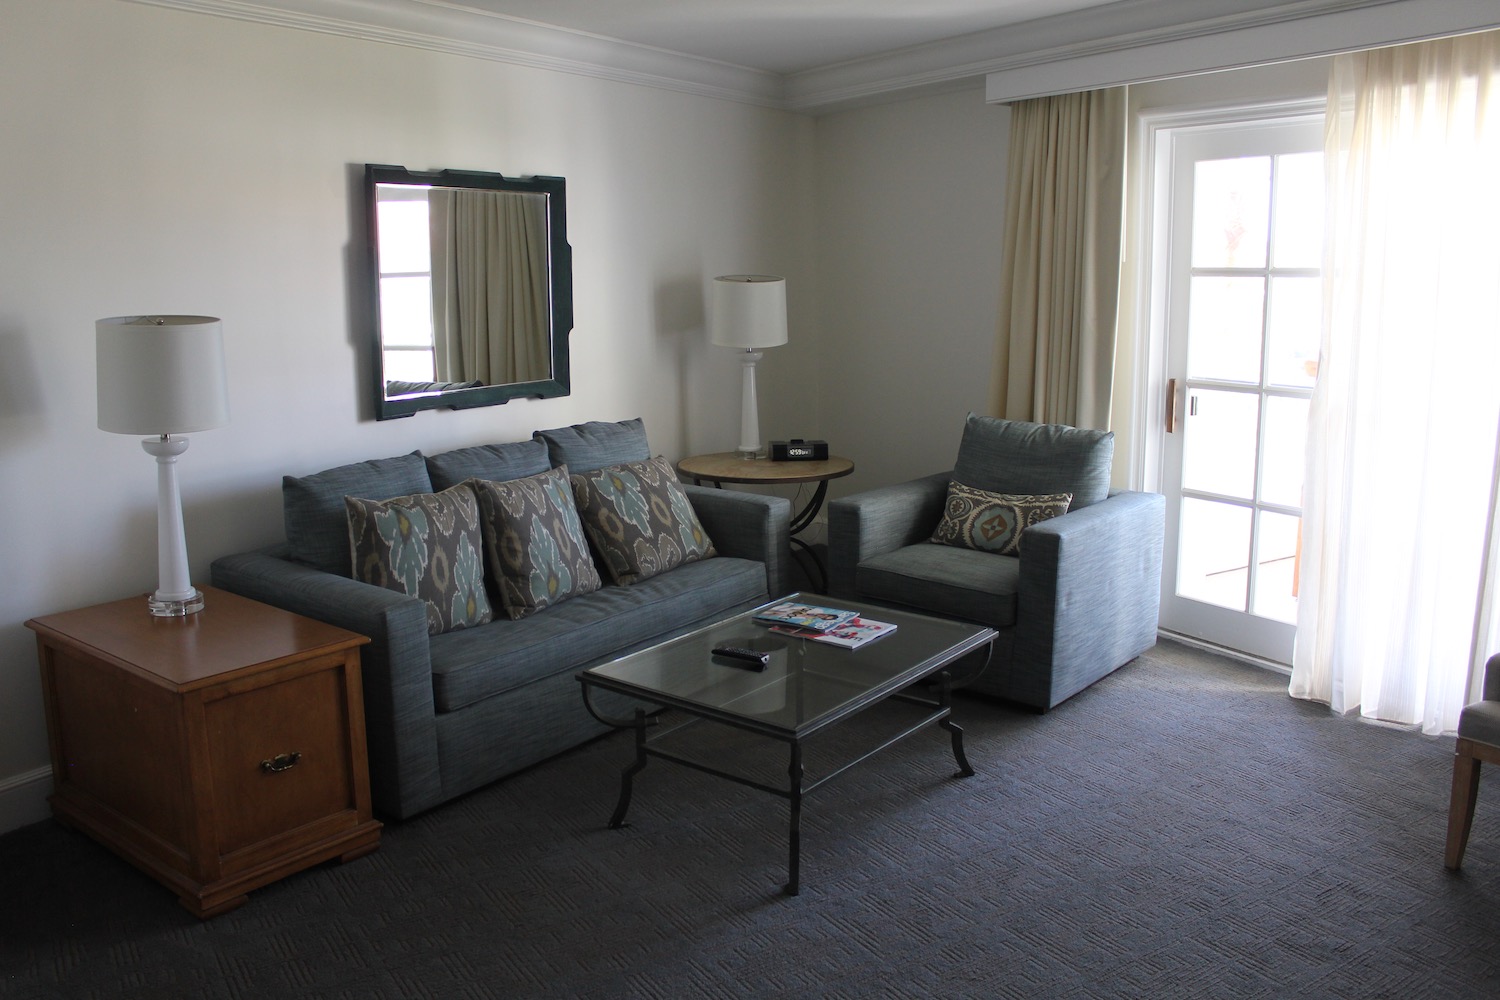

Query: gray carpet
<box><xmin>4</xmin><ymin>639</ymin><xmax>1500</xmax><ymax>999</ymax></box>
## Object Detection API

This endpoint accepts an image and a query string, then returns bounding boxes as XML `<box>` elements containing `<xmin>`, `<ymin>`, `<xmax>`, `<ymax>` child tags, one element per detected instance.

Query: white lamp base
<box><xmin>142</xmin><ymin>434</ymin><xmax>206</xmax><ymax>617</ymax></box>
<box><xmin>736</xmin><ymin>349</ymin><xmax>764</xmax><ymax>460</ymax></box>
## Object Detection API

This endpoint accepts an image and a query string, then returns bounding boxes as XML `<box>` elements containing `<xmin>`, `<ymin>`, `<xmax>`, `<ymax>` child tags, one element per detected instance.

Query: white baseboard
<box><xmin>1157</xmin><ymin>629</ymin><xmax>1293</xmax><ymax>677</ymax></box>
<box><xmin>0</xmin><ymin>766</ymin><xmax>53</xmax><ymax>835</ymax></box>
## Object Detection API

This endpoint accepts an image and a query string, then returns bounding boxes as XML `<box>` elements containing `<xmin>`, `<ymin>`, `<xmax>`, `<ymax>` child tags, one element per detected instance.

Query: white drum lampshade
<box><xmin>97</xmin><ymin>315</ymin><xmax>229</xmax><ymax>616</ymax></box>
<box><xmin>710</xmin><ymin>275</ymin><xmax>787</xmax><ymax>458</ymax></box>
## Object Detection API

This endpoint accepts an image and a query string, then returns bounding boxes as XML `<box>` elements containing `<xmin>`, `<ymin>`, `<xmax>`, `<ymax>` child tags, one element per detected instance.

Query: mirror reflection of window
<box><xmin>375</xmin><ymin>186</ymin><xmax>437</xmax><ymax>386</ymax></box>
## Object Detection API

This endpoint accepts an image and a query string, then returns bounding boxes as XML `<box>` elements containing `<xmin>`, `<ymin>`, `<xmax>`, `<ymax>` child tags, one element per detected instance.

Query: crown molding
<box><xmin>123</xmin><ymin>0</ymin><xmax>1500</xmax><ymax>116</ymax></box>
<box><xmin>784</xmin><ymin>0</ymin><xmax>1448</xmax><ymax>113</ymax></box>
<box><xmin>123</xmin><ymin>0</ymin><xmax>786</xmax><ymax>108</ymax></box>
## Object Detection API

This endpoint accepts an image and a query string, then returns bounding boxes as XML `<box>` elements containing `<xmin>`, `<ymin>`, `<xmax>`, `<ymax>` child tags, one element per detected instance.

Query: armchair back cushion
<box><xmin>953</xmin><ymin>414</ymin><xmax>1114</xmax><ymax>510</ymax></box>
<box><xmin>284</xmin><ymin>451</ymin><xmax>433</xmax><ymax>576</ymax></box>
<box><xmin>535</xmin><ymin>418</ymin><xmax>650</xmax><ymax>474</ymax></box>
<box><xmin>426</xmin><ymin>440</ymin><xmax>551</xmax><ymax>491</ymax></box>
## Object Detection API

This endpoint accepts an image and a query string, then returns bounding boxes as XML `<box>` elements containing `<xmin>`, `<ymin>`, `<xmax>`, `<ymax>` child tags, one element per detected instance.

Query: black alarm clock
<box><xmin>769</xmin><ymin>439</ymin><xmax>829</xmax><ymax>461</ymax></box>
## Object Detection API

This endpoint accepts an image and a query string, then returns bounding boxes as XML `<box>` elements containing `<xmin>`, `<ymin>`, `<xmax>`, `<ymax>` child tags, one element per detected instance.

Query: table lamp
<box><xmin>710</xmin><ymin>274</ymin><xmax>787</xmax><ymax>459</ymax></box>
<box><xmin>96</xmin><ymin>315</ymin><xmax>230</xmax><ymax>617</ymax></box>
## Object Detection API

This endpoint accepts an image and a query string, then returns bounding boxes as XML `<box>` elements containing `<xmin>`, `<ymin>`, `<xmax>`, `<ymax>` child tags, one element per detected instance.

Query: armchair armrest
<box><xmin>682</xmin><ymin>485</ymin><xmax>792</xmax><ymax>598</ymax></box>
<box><xmin>827</xmin><ymin>471</ymin><xmax>951</xmax><ymax>598</ymax></box>
<box><xmin>211</xmin><ymin>546</ymin><xmax>443</xmax><ymax>819</ymax></box>
<box><xmin>1011</xmin><ymin>491</ymin><xmax>1165</xmax><ymax>707</ymax></box>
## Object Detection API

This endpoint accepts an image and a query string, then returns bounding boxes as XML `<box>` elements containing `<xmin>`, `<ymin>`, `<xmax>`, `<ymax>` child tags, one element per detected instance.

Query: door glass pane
<box><xmin>1266</xmin><ymin>276</ymin><xmax>1320</xmax><ymax>388</ymax></box>
<box><xmin>1191</xmin><ymin>157</ymin><xmax>1270</xmax><ymax>268</ymax></box>
<box><xmin>378</xmin><ymin>276</ymin><xmax>433</xmax><ymax>347</ymax></box>
<box><xmin>1178</xmin><ymin>498</ymin><xmax>1251</xmax><ymax>611</ymax></box>
<box><xmin>1272</xmin><ymin>152</ymin><xmax>1323</xmax><ymax>269</ymax></box>
<box><xmin>383</xmin><ymin>349</ymin><xmax>436</xmax><ymax>384</ymax></box>
<box><xmin>1187</xmin><ymin>276</ymin><xmax>1265</xmax><ymax>383</ymax></box>
<box><xmin>1252</xmin><ymin>510</ymin><xmax>1301</xmax><ymax>623</ymax></box>
<box><xmin>376</xmin><ymin>200</ymin><xmax>431</xmax><ymax>274</ymax></box>
<box><xmin>1182</xmin><ymin>389</ymin><xmax>1258</xmax><ymax>499</ymax></box>
<box><xmin>1260</xmin><ymin>396</ymin><xmax>1309</xmax><ymax>508</ymax></box>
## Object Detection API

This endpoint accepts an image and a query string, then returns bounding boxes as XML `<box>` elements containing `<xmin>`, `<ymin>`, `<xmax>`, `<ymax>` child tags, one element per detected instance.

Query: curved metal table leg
<box><xmin>936</xmin><ymin>670</ymin><xmax>975</xmax><ymax>778</ymax></box>
<box><xmin>609</xmin><ymin>707</ymin><xmax>651</xmax><ymax>829</ymax></box>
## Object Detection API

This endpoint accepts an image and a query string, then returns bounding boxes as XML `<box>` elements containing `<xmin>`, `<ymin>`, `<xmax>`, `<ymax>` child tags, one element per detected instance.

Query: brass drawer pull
<box><xmin>260</xmin><ymin>752</ymin><xmax>302</xmax><ymax>774</ymax></box>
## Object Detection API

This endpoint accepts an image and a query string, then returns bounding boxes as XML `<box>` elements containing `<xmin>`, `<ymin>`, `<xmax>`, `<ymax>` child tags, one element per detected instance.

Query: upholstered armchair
<box><xmin>827</xmin><ymin>414</ymin><xmax>1165</xmax><ymax>710</ymax></box>
<box><xmin>1445</xmin><ymin>652</ymin><xmax>1500</xmax><ymax>869</ymax></box>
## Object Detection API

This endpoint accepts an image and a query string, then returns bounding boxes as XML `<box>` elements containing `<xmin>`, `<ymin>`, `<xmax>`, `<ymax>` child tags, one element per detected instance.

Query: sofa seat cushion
<box><xmin>856</xmin><ymin>543</ymin><xmax>1020</xmax><ymax>631</ymax></box>
<box><xmin>428</xmin><ymin>555</ymin><xmax>767</xmax><ymax>712</ymax></box>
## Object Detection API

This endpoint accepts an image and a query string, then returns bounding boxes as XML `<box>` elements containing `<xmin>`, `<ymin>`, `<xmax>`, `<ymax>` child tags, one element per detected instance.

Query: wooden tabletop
<box><xmin>678</xmin><ymin>452</ymin><xmax>854</xmax><ymax>486</ymax></box>
<box><xmin>25</xmin><ymin>586</ymin><xmax>368</xmax><ymax>692</ymax></box>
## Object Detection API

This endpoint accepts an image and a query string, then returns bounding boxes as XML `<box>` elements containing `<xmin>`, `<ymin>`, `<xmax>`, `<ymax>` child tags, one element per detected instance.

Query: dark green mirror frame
<box><xmin>365</xmin><ymin>163</ymin><xmax>573</xmax><ymax>420</ymax></box>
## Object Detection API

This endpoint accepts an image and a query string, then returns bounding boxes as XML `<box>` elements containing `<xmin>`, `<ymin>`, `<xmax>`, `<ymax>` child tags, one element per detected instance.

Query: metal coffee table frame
<box><xmin>577</xmin><ymin>596</ymin><xmax>996</xmax><ymax>896</ymax></box>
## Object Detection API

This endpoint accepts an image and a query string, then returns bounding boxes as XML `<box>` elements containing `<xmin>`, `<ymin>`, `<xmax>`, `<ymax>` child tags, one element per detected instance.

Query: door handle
<box><xmin>1166</xmin><ymin>378</ymin><xmax>1178</xmax><ymax>433</ymax></box>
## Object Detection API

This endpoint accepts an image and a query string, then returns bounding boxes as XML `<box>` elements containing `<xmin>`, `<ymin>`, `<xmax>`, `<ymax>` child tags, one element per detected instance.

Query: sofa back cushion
<box><xmin>284</xmin><ymin>451</ymin><xmax>433</xmax><ymax>576</ymax></box>
<box><xmin>534</xmin><ymin>417</ymin><xmax>649</xmax><ymax>474</ymax></box>
<box><xmin>426</xmin><ymin>439</ymin><xmax>551</xmax><ymax>491</ymax></box>
<box><xmin>952</xmin><ymin>414</ymin><xmax>1114</xmax><ymax>510</ymax></box>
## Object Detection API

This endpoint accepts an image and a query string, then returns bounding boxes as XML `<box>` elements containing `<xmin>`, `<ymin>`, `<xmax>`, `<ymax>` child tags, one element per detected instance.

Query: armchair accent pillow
<box><xmin>345</xmin><ymin>484</ymin><xmax>492</xmax><ymax>635</ymax></box>
<box><xmin>930</xmin><ymin>481</ymin><xmax>1072</xmax><ymax>556</ymax></box>
<box><xmin>570</xmin><ymin>455</ymin><xmax>716</xmax><ymax>585</ymax></box>
<box><xmin>469</xmin><ymin>467</ymin><xmax>602</xmax><ymax>620</ymax></box>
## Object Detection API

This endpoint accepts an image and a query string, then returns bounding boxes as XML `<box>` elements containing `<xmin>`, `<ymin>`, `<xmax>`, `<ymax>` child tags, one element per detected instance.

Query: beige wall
<box><xmin>0</xmin><ymin>0</ymin><xmax>816</xmax><ymax>829</ymax></box>
<box><xmin>812</xmin><ymin>86</ymin><xmax>1011</xmax><ymax>499</ymax></box>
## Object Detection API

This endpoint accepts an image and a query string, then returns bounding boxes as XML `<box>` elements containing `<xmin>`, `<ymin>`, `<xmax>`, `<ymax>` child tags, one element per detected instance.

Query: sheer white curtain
<box><xmin>992</xmin><ymin>87</ymin><xmax>1126</xmax><ymax>430</ymax></box>
<box><xmin>1290</xmin><ymin>31</ymin><xmax>1500</xmax><ymax>734</ymax></box>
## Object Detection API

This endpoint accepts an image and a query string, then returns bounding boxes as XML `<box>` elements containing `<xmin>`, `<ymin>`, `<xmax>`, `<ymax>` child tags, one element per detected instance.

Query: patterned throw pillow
<box><xmin>345</xmin><ymin>484</ymin><xmax>493</xmax><ymax>635</ymax></box>
<box><xmin>570</xmin><ymin>455</ymin><xmax>716</xmax><ymax>585</ymax></box>
<box><xmin>930</xmin><ymin>481</ymin><xmax>1072</xmax><ymax>556</ymax></box>
<box><xmin>468</xmin><ymin>467</ymin><xmax>602</xmax><ymax>620</ymax></box>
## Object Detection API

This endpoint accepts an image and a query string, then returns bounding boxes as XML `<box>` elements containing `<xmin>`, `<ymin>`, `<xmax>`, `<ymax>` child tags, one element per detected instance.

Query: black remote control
<box><xmin>712</xmin><ymin>646</ymin><xmax>769</xmax><ymax>670</ymax></box>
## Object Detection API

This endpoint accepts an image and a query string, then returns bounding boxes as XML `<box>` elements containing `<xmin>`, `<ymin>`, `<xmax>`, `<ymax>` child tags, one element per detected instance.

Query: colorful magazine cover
<box><xmin>753</xmin><ymin>601</ymin><xmax>860</xmax><ymax>633</ymax></box>
<box><xmin>769</xmin><ymin>617</ymin><xmax>898</xmax><ymax>649</ymax></box>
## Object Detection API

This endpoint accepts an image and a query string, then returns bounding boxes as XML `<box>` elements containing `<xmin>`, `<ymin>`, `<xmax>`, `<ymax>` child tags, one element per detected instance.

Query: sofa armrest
<box><xmin>826</xmin><ymin>471</ymin><xmax>951</xmax><ymax>598</ymax></box>
<box><xmin>1012</xmin><ymin>490</ymin><xmax>1166</xmax><ymax>707</ymax></box>
<box><xmin>211</xmin><ymin>546</ymin><xmax>443</xmax><ymax>819</ymax></box>
<box><xmin>682</xmin><ymin>485</ymin><xmax>792</xmax><ymax>599</ymax></box>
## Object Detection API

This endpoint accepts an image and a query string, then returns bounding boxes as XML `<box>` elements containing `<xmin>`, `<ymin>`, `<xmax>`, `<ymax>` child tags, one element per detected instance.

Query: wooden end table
<box><xmin>25</xmin><ymin>586</ymin><xmax>382</xmax><ymax>919</ymax></box>
<box><xmin>677</xmin><ymin>452</ymin><xmax>854</xmax><ymax>590</ymax></box>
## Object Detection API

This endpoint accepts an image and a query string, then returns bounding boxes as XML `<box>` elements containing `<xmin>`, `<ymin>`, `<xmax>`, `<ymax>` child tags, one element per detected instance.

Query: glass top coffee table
<box><xmin>577</xmin><ymin>593</ymin><xmax>996</xmax><ymax>896</ymax></box>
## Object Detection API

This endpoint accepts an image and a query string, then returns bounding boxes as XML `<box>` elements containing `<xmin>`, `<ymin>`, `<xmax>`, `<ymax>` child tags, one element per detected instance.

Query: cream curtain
<box><xmin>992</xmin><ymin>87</ymin><xmax>1126</xmax><ymax>430</ymax></box>
<box><xmin>1290</xmin><ymin>30</ymin><xmax>1500</xmax><ymax>735</ymax></box>
<box><xmin>430</xmin><ymin>189</ymin><xmax>550</xmax><ymax>385</ymax></box>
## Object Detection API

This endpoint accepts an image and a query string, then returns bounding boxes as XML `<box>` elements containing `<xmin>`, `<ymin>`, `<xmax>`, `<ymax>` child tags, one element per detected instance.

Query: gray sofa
<box><xmin>828</xmin><ymin>415</ymin><xmax>1164</xmax><ymax>711</ymax></box>
<box><xmin>211</xmin><ymin>418</ymin><xmax>791</xmax><ymax>820</ymax></box>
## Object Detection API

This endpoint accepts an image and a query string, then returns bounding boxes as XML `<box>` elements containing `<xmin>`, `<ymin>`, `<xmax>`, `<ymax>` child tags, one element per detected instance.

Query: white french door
<box><xmin>1148</xmin><ymin>112</ymin><xmax>1324</xmax><ymax>665</ymax></box>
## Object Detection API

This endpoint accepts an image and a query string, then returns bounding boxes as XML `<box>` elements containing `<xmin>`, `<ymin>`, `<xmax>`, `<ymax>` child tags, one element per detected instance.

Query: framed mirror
<box><xmin>365</xmin><ymin>164</ymin><xmax>573</xmax><ymax>420</ymax></box>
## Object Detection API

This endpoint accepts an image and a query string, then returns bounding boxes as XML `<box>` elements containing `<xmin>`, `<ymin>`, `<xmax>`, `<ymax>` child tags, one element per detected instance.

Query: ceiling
<box><xmin>443</xmin><ymin>0</ymin><xmax>1122</xmax><ymax>76</ymax></box>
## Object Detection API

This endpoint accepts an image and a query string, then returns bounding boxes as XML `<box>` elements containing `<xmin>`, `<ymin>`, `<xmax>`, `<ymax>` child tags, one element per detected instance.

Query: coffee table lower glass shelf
<box><xmin>576</xmin><ymin>593</ymin><xmax>996</xmax><ymax>896</ymax></box>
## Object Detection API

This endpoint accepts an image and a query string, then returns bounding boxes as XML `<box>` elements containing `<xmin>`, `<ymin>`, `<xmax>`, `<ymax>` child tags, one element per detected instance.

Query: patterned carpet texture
<box><xmin>4</xmin><ymin>638</ymin><xmax>1500</xmax><ymax>999</ymax></box>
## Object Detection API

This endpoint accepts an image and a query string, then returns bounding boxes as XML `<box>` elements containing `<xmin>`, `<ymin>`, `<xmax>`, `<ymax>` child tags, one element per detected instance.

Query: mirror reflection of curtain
<box><xmin>429</xmin><ymin>189</ymin><xmax>550</xmax><ymax>385</ymax></box>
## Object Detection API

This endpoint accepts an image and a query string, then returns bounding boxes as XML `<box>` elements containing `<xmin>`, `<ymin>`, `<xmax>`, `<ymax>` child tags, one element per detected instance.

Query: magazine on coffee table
<box><xmin>769</xmin><ymin>617</ymin><xmax>898</xmax><ymax>649</ymax></box>
<box><xmin>754</xmin><ymin>601</ymin><xmax>860</xmax><ymax>633</ymax></box>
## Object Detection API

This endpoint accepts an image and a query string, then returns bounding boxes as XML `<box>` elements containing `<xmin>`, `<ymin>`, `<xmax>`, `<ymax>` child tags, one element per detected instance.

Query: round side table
<box><xmin>677</xmin><ymin>452</ymin><xmax>854</xmax><ymax>591</ymax></box>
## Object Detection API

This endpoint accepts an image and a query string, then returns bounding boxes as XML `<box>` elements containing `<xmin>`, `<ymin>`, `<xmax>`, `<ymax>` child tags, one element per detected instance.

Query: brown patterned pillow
<box><xmin>570</xmin><ymin>455</ymin><xmax>716</xmax><ymax>585</ymax></box>
<box><xmin>345</xmin><ymin>484</ymin><xmax>492</xmax><ymax>634</ymax></box>
<box><xmin>468</xmin><ymin>467</ymin><xmax>602</xmax><ymax>620</ymax></box>
<box><xmin>930</xmin><ymin>481</ymin><xmax>1072</xmax><ymax>556</ymax></box>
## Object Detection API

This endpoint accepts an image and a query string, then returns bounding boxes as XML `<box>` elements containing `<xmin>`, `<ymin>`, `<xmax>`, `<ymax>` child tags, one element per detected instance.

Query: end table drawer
<box><xmin>203</xmin><ymin>657</ymin><xmax>360</xmax><ymax>863</ymax></box>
